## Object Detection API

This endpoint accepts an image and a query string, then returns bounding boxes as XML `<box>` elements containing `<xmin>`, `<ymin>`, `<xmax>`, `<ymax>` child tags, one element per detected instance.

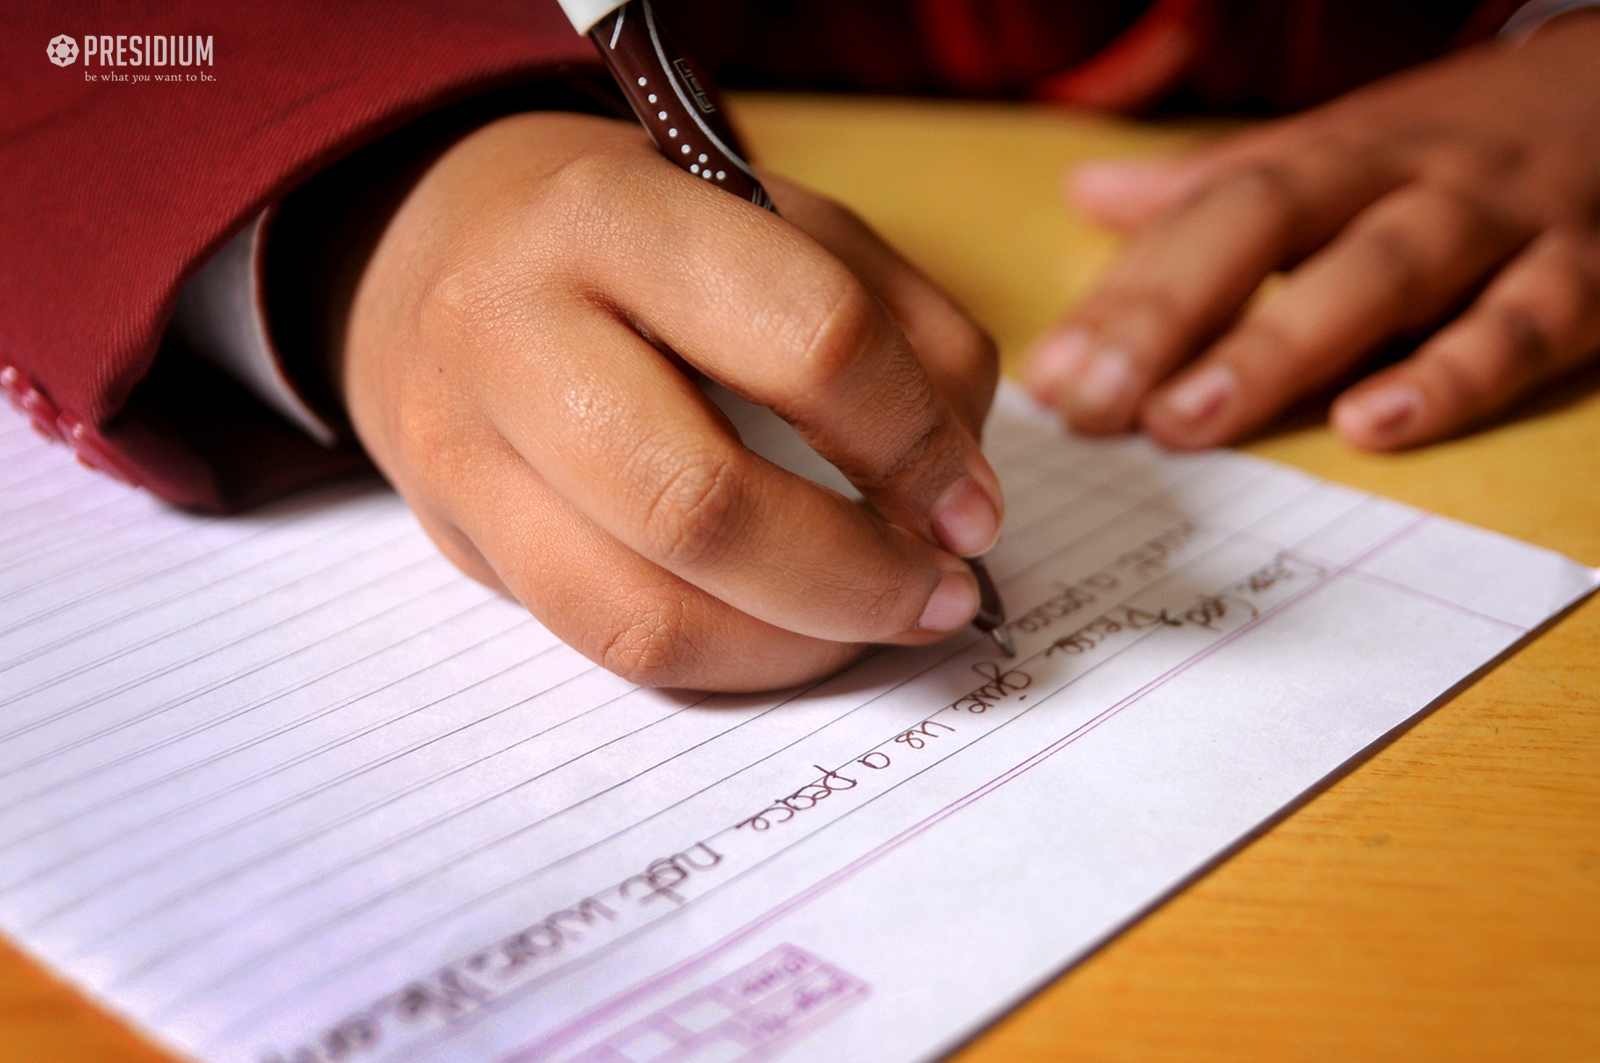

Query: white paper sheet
<box><xmin>1</xmin><ymin>389</ymin><xmax>1593</xmax><ymax>1063</ymax></box>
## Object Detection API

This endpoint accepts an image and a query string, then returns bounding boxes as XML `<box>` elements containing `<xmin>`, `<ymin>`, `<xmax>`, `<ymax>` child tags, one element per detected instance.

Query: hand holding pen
<box><xmin>326</xmin><ymin>2</ymin><xmax>1006</xmax><ymax>690</ymax></box>
<box><xmin>570</xmin><ymin>0</ymin><xmax>1013</xmax><ymax>655</ymax></box>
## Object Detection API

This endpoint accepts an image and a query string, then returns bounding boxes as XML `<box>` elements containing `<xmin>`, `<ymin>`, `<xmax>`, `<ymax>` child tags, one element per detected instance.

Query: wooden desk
<box><xmin>5</xmin><ymin>94</ymin><xmax>1597</xmax><ymax>1063</ymax></box>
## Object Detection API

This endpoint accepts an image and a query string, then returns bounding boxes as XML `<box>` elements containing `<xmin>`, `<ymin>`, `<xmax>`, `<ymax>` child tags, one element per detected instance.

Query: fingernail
<box><xmin>1162</xmin><ymin>364</ymin><xmax>1236</xmax><ymax>426</ymax></box>
<box><xmin>1024</xmin><ymin>328</ymin><xmax>1091</xmax><ymax>401</ymax></box>
<box><xmin>931</xmin><ymin>477</ymin><xmax>1001</xmax><ymax>556</ymax></box>
<box><xmin>1072</xmin><ymin>349</ymin><xmax>1132</xmax><ymax>414</ymax></box>
<box><xmin>918</xmin><ymin>570</ymin><xmax>979</xmax><ymax>633</ymax></box>
<box><xmin>1342</xmin><ymin>384</ymin><xmax>1423</xmax><ymax>440</ymax></box>
<box><xmin>1071</xmin><ymin>160</ymin><xmax>1151</xmax><ymax>201</ymax></box>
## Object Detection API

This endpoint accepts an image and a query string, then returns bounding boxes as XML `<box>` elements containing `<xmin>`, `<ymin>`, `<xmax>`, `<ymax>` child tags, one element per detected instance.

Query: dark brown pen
<box><xmin>556</xmin><ymin>0</ymin><xmax>1014</xmax><ymax>656</ymax></box>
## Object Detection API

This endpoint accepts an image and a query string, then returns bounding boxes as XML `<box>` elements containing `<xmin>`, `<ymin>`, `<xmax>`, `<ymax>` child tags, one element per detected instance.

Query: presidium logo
<box><xmin>46</xmin><ymin>33</ymin><xmax>216</xmax><ymax>81</ymax></box>
<box><xmin>47</xmin><ymin>35</ymin><xmax>78</xmax><ymax>66</ymax></box>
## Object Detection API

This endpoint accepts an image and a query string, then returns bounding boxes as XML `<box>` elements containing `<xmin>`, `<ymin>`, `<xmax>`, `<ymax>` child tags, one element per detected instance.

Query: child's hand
<box><xmin>337</xmin><ymin>112</ymin><xmax>1001</xmax><ymax>691</ymax></box>
<box><xmin>1024</xmin><ymin>13</ymin><xmax>1600</xmax><ymax>451</ymax></box>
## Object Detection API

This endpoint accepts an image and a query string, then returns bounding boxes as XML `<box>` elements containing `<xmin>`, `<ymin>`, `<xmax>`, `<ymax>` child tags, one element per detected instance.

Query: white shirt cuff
<box><xmin>1502</xmin><ymin>0</ymin><xmax>1600</xmax><ymax>40</ymax></box>
<box><xmin>170</xmin><ymin>209</ymin><xmax>339</xmax><ymax>447</ymax></box>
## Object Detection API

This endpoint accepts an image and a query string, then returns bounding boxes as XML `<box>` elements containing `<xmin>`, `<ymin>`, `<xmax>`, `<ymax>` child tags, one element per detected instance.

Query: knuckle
<box><xmin>1221</xmin><ymin>162</ymin><xmax>1302</xmax><ymax>229</ymax></box>
<box><xmin>1542</xmin><ymin>234</ymin><xmax>1600</xmax><ymax>327</ymax></box>
<box><xmin>866</xmin><ymin>414</ymin><xmax>944</xmax><ymax>496</ymax></box>
<box><xmin>524</xmin><ymin>142</ymin><xmax>650</xmax><ymax>278</ymax></box>
<box><xmin>638</xmin><ymin>448</ymin><xmax>750</xmax><ymax>570</ymax></box>
<box><xmin>803</xmin><ymin>545</ymin><xmax>922</xmax><ymax>639</ymax></box>
<box><xmin>1430</xmin><ymin>343</ymin><xmax>1500</xmax><ymax>409</ymax></box>
<box><xmin>388</xmin><ymin>373</ymin><xmax>480</xmax><ymax>485</ymax></box>
<box><xmin>1493</xmin><ymin>306</ymin><xmax>1555</xmax><ymax>378</ymax></box>
<box><xmin>1427</xmin><ymin>134</ymin><xmax>1531</xmax><ymax>192</ymax></box>
<box><xmin>1416</xmin><ymin>184</ymin><xmax>1509</xmax><ymax>248</ymax></box>
<box><xmin>789</xmin><ymin>271</ymin><xmax>880</xmax><ymax>393</ymax></box>
<box><xmin>542</xmin><ymin>141</ymin><xmax>634</xmax><ymax>219</ymax></box>
<box><xmin>1351</xmin><ymin>187</ymin><xmax>1510</xmax><ymax>313</ymax></box>
<box><xmin>597</xmin><ymin>595</ymin><xmax>699</xmax><ymax>687</ymax></box>
<box><xmin>1468</xmin><ymin>137</ymin><xmax>1529</xmax><ymax>182</ymax></box>
<box><xmin>861</xmin><ymin>567</ymin><xmax>925</xmax><ymax>636</ymax></box>
<box><xmin>415</xmin><ymin>263</ymin><xmax>510</xmax><ymax>353</ymax></box>
<box><xmin>1118</xmin><ymin>286</ymin><xmax>1185</xmax><ymax>344</ymax></box>
<box><xmin>1231</xmin><ymin>314</ymin><xmax>1303</xmax><ymax>377</ymax></box>
<box><xmin>1499</xmin><ymin>251</ymin><xmax>1588</xmax><ymax>347</ymax></box>
<box><xmin>1355</xmin><ymin>224</ymin><xmax>1425</xmax><ymax>308</ymax></box>
<box><xmin>391</xmin><ymin>382</ymin><xmax>447</xmax><ymax>466</ymax></box>
<box><xmin>1432</xmin><ymin>311</ymin><xmax>1542</xmax><ymax>407</ymax></box>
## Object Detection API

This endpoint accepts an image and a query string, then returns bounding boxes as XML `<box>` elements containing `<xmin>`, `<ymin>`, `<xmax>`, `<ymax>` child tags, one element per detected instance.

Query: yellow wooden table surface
<box><xmin>5</xmin><ymin>93</ymin><xmax>1598</xmax><ymax>1063</ymax></box>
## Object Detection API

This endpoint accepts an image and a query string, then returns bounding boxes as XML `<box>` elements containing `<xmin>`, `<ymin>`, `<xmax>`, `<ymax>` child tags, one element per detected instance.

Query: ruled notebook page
<box><xmin>1</xmin><ymin>390</ymin><xmax>1594</xmax><ymax>1063</ymax></box>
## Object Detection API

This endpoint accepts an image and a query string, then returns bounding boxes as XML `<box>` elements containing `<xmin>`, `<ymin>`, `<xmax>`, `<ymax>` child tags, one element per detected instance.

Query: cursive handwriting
<box><xmin>892</xmin><ymin>719</ymin><xmax>955</xmax><ymax>750</ymax></box>
<box><xmin>1237</xmin><ymin>553</ymin><xmax>1323</xmax><ymax>594</ymax></box>
<box><xmin>951</xmin><ymin>660</ymin><xmax>1034</xmax><ymax>714</ymax></box>
<box><xmin>1046</xmin><ymin>608</ymin><xmax>1158</xmax><ymax>657</ymax></box>
<box><xmin>1011</xmin><ymin>579</ymin><xmax>1106</xmax><ymax>635</ymax></box>
<box><xmin>463</xmin><ymin>896</ymin><xmax>618</xmax><ymax>983</ymax></box>
<box><xmin>618</xmin><ymin>843</ymin><xmax>724</xmax><ymax>907</ymax></box>
<box><xmin>266</xmin><ymin>841</ymin><xmax>725</xmax><ymax>1063</ymax></box>
<box><xmin>1047</xmin><ymin>553</ymin><xmax>1326</xmax><ymax>659</ymax></box>
<box><xmin>1115</xmin><ymin>521</ymin><xmax>1197</xmax><ymax>579</ymax></box>
<box><xmin>736</xmin><ymin>765</ymin><xmax>859</xmax><ymax>832</ymax></box>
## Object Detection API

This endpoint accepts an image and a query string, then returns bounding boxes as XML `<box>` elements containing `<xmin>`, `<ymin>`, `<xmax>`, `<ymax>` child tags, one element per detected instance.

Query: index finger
<box><xmin>1025</xmin><ymin>137</ymin><xmax>1403</xmax><ymax>433</ymax></box>
<box><xmin>1069</xmin><ymin>121</ymin><xmax>1308</xmax><ymax>231</ymax></box>
<box><xmin>472</xmin><ymin>310</ymin><xmax>982</xmax><ymax>646</ymax></box>
<box><xmin>562</xmin><ymin>144</ymin><xmax>1005</xmax><ymax>561</ymax></box>
<box><xmin>762</xmin><ymin>173</ymin><xmax>1001</xmax><ymax>438</ymax></box>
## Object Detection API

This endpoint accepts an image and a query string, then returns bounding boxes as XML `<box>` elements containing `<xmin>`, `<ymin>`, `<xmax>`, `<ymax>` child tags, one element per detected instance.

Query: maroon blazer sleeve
<box><xmin>1</xmin><ymin>1</ymin><xmax>599</xmax><ymax>511</ymax></box>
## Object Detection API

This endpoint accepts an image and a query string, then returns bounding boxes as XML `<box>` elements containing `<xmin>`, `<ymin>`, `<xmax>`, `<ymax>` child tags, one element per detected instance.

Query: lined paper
<box><xmin>1</xmin><ymin>389</ymin><xmax>1593</xmax><ymax>1063</ymax></box>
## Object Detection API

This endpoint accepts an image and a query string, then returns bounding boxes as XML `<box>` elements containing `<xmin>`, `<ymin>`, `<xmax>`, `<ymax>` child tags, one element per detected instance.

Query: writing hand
<box><xmin>1024</xmin><ymin>13</ymin><xmax>1600</xmax><ymax>451</ymax></box>
<box><xmin>337</xmin><ymin>113</ymin><xmax>1001</xmax><ymax>691</ymax></box>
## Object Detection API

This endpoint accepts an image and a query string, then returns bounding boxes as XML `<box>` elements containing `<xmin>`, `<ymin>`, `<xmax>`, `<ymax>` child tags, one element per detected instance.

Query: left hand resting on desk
<box><xmin>1024</xmin><ymin>11</ymin><xmax>1600</xmax><ymax>451</ymax></box>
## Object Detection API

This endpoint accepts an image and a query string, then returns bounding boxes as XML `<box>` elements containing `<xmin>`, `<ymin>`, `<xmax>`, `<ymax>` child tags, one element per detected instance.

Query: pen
<box><xmin>554</xmin><ymin>0</ymin><xmax>1014</xmax><ymax>657</ymax></box>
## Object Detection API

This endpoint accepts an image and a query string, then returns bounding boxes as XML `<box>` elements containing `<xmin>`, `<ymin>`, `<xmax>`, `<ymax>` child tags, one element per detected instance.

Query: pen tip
<box><xmin>990</xmin><ymin>625</ymin><xmax>1016</xmax><ymax>658</ymax></box>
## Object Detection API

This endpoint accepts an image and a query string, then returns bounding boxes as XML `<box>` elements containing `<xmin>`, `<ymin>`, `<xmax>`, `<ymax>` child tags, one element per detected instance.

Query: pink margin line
<box><xmin>504</xmin><ymin>514</ymin><xmax>1430</xmax><ymax>1063</ymax></box>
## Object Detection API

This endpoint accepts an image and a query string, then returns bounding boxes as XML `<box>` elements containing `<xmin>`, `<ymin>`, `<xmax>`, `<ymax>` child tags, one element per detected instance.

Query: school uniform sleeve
<box><xmin>0</xmin><ymin>0</ymin><xmax>599</xmax><ymax>511</ymax></box>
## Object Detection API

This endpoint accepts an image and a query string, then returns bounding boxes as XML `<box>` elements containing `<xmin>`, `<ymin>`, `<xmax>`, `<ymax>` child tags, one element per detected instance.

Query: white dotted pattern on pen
<box><xmin>633</xmin><ymin>75</ymin><xmax>728</xmax><ymax>186</ymax></box>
